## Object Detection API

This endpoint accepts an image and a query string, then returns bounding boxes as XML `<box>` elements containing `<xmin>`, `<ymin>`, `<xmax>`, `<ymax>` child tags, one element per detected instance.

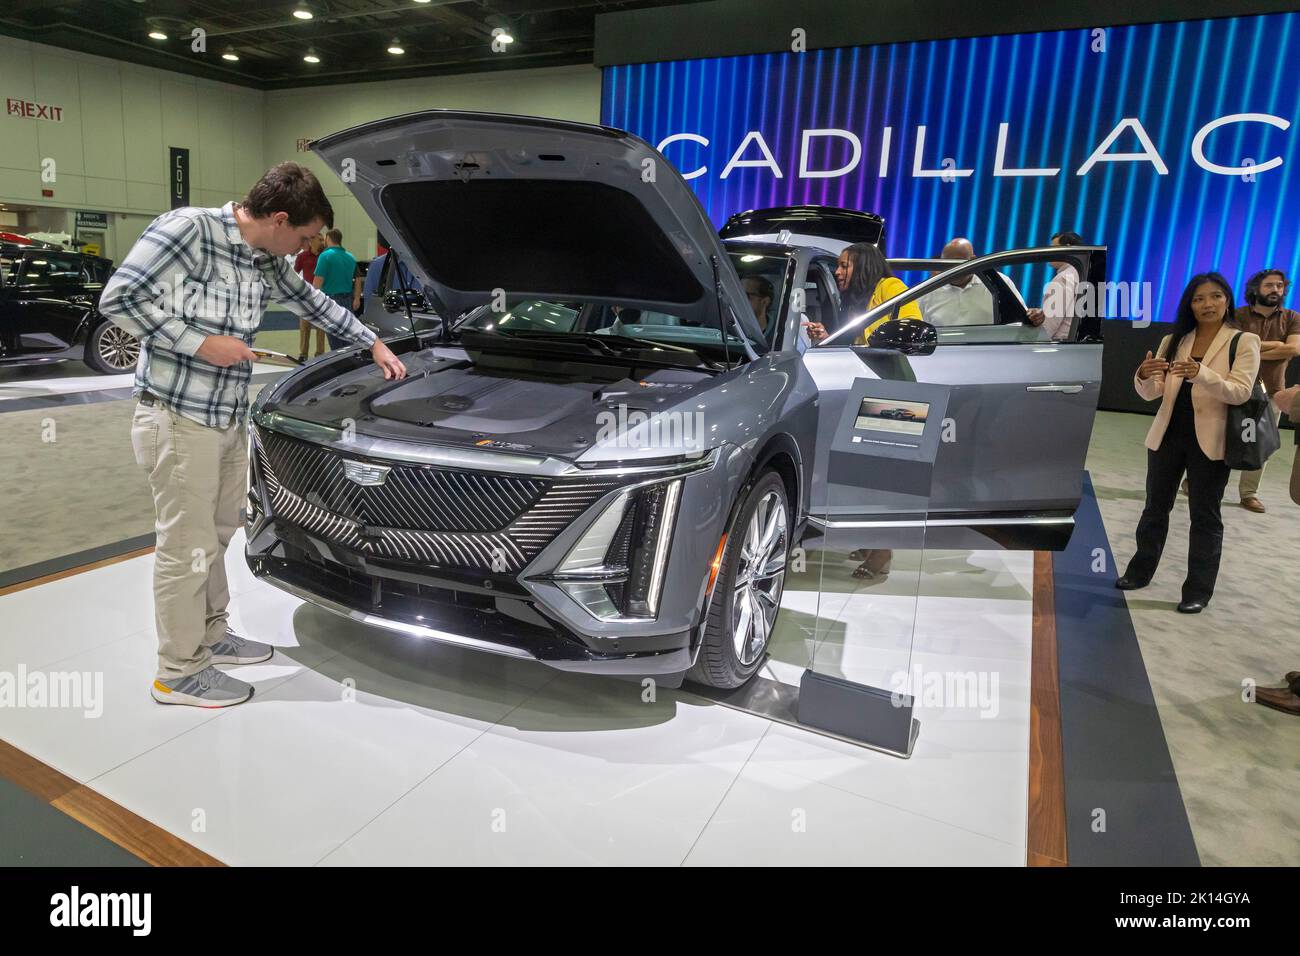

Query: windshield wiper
<box><xmin>483</xmin><ymin>329</ymin><xmax>725</xmax><ymax>372</ymax></box>
<box><xmin>499</xmin><ymin>329</ymin><xmax>698</xmax><ymax>356</ymax></box>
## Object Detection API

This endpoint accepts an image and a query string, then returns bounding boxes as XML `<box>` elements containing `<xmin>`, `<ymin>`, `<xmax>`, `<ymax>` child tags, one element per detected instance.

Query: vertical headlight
<box><xmin>623</xmin><ymin>478</ymin><xmax>680</xmax><ymax>617</ymax></box>
<box><xmin>553</xmin><ymin>477</ymin><xmax>683</xmax><ymax>621</ymax></box>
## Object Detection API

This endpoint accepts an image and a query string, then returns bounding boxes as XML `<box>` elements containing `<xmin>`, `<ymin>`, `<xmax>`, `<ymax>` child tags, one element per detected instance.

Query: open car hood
<box><xmin>311</xmin><ymin>110</ymin><xmax>766</xmax><ymax>348</ymax></box>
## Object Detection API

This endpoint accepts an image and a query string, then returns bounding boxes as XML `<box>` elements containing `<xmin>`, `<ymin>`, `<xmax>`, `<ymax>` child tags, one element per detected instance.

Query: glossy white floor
<box><xmin>0</xmin><ymin>534</ymin><xmax>1034</xmax><ymax>865</ymax></box>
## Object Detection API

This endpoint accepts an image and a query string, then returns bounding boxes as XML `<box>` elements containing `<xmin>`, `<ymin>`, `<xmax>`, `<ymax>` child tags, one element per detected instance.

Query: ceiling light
<box><xmin>293</xmin><ymin>2</ymin><xmax>313</xmax><ymax>20</ymax></box>
<box><xmin>303</xmin><ymin>49</ymin><xmax>320</xmax><ymax>63</ymax></box>
<box><xmin>222</xmin><ymin>48</ymin><xmax>240</xmax><ymax>61</ymax></box>
<box><xmin>387</xmin><ymin>39</ymin><xmax>405</xmax><ymax>55</ymax></box>
<box><xmin>148</xmin><ymin>30</ymin><xmax>168</xmax><ymax>41</ymax></box>
<box><xmin>490</xmin><ymin>26</ymin><xmax>514</xmax><ymax>49</ymax></box>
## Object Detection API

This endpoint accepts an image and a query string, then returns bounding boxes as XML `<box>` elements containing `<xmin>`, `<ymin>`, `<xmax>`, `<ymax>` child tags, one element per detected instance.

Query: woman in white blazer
<box><xmin>1116</xmin><ymin>273</ymin><xmax>1261</xmax><ymax>613</ymax></box>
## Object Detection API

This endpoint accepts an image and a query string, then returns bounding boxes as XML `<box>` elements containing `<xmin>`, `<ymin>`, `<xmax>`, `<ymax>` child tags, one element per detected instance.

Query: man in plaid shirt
<box><xmin>100</xmin><ymin>162</ymin><xmax>407</xmax><ymax>708</ymax></box>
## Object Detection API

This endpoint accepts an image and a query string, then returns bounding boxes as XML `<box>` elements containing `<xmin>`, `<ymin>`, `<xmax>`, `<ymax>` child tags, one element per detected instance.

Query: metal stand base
<box><xmin>686</xmin><ymin>667</ymin><xmax>919</xmax><ymax>759</ymax></box>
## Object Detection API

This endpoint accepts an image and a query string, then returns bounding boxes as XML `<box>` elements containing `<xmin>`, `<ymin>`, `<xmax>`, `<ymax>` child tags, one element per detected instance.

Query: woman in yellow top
<box><xmin>810</xmin><ymin>242</ymin><xmax>920</xmax><ymax>581</ymax></box>
<box><xmin>806</xmin><ymin>242</ymin><xmax>920</xmax><ymax>344</ymax></box>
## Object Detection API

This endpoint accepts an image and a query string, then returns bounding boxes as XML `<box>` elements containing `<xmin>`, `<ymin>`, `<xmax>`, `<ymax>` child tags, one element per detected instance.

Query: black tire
<box><xmin>84</xmin><ymin>319</ymin><xmax>140</xmax><ymax>374</ymax></box>
<box><xmin>688</xmin><ymin>470</ymin><xmax>791</xmax><ymax>689</ymax></box>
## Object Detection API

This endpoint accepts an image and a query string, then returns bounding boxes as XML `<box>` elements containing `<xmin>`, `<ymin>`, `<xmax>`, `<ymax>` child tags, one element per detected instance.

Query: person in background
<box><xmin>743</xmin><ymin>274</ymin><xmax>775</xmax><ymax>341</ymax></box>
<box><xmin>1227</xmin><ymin>268</ymin><xmax>1300</xmax><ymax>513</ymax></box>
<box><xmin>362</xmin><ymin>244</ymin><xmax>421</xmax><ymax>316</ymax></box>
<box><xmin>313</xmin><ymin>229</ymin><xmax>359</xmax><ymax>350</ymax></box>
<box><xmin>804</xmin><ymin>242</ymin><xmax>920</xmax><ymax>346</ymax></box>
<box><xmin>808</xmin><ymin>242</ymin><xmax>920</xmax><ymax>580</ymax></box>
<box><xmin>1116</xmin><ymin>273</ymin><xmax>1260</xmax><ymax>614</ymax></box>
<box><xmin>352</xmin><ymin>258</ymin><xmax>365</xmax><ymax>315</ymax></box>
<box><xmin>1252</xmin><ymin>384</ymin><xmax>1300</xmax><ymax>715</ymax></box>
<box><xmin>917</xmin><ymin>237</ymin><xmax>1025</xmax><ymax>327</ymax></box>
<box><xmin>1279</xmin><ymin>383</ymin><xmax>1300</xmax><ymax>509</ymax></box>
<box><xmin>294</xmin><ymin>234</ymin><xmax>325</xmax><ymax>360</ymax></box>
<box><xmin>1025</xmin><ymin>231</ymin><xmax>1083</xmax><ymax>341</ymax></box>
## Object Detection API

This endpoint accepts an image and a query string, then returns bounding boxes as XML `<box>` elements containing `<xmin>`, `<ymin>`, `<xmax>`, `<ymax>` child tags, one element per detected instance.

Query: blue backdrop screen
<box><xmin>601</xmin><ymin>13</ymin><xmax>1300</xmax><ymax>324</ymax></box>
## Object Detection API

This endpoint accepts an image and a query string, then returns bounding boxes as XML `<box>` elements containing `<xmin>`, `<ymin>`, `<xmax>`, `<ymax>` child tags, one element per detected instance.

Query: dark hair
<box><xmin>1051</xmin><ymin>231</ymin><xmax>1085</xmax><ymax>247</ymax></box>
<box><xmin>744</xmin><ymin>275</ymin><xmax>774</xmax><ymax>299</ymax></box>
<box><xmin>1244</xmin><ymin>268</ymin><xmax>1290</xmax><ymax>305</ymax></box>
<box><xmin>243</xmin><ymin>162</ymin><xmax>334</xmax><ymax>228</ymax></box>
<box><xmin>1170</xmin><ymin>272</ymin><xmax>1235</xmax><ymax>341</ymax></box>
<box><xmin>841</xmin><ymin>242</ymin><xmax>891</xmax><ymax>314</ymax></box>
<box><xmin>326</xmin><ymin>228</ymin><xmax>343</xmax><ymax>245</ymax></box>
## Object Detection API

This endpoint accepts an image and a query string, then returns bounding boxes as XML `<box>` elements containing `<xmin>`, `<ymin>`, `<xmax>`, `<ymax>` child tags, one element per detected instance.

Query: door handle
<box><xmin>1025</xmin><ymin>384</ymin><xmax>1084</xmax><ymax>394</ymax></box>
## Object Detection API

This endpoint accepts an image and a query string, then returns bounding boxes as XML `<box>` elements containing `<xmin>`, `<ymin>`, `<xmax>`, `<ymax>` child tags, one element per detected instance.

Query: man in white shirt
<box><xmin>918</xmin><ymin>237</ymin><xmax>1025</xmax><ymax>326</ymax></box>
<box><xmin>1026</xmin><ymin>231</ymin><xmax>1083</xmax><ymax>342</ymax></box>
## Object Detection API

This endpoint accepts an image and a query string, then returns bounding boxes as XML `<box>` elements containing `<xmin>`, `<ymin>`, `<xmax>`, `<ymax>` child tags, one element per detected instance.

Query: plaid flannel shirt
<box><xmin>99</xmin><ymin>201</ymin><xmax>376</xmax><ymax>427</ymax></box>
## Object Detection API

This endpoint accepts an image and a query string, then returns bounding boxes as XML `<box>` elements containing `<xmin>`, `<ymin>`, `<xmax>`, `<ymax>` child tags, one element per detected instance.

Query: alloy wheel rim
<box><xmin>731</xmin><ymin>489</ymin><xmax>788</xmax><ymax>666</ymax></box>
<box><xmin>98</xmin><ymin>325</ymin><xmax>140</xmax><ymax>370</ymax></box>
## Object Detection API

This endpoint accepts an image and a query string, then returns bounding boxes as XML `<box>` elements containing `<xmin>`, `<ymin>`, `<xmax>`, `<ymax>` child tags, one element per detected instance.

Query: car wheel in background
<box><xmin>84</xmin><ymin>320</ymin><xmax>140</xmax><ymax>374</ymax></box>
<box><xmin>688</xmin><ymin>470</ymin><xmax>790</xmax><ymax>689</ymax></box>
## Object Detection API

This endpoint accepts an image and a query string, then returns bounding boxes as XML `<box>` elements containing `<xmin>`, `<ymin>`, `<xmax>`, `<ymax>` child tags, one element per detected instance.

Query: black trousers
<box><xmin>1123</xmin><ymin>405</ymin><xmax>1231</xmax><ymax>603</ymax></box>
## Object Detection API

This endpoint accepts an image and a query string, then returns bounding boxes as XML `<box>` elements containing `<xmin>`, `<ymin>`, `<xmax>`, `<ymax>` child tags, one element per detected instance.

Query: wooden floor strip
<box><xmin>0</xmin><ymin>740</ymin><xmax>224</xmax><ymax>867</ymax></box>
<box><xmin>0</xmin><ymin>545</ymin><xmax>154</xmax><ymax>597</ymax></box>
<box><xmin>1027</xmin><ymin>550</ymin><xmax>1068</xmax><ymax>866</ymax></box>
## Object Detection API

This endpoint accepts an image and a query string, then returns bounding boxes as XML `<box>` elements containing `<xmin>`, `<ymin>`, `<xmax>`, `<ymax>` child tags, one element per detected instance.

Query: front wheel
<box><xmin>84</xmin><ymin>320</ymin><xmax>140</xmax><ymax>374</ymax></box>
<box><xmin>688</xmin><ymin>470</ymin><xmax>790</xmax><ymax>689</ymax></box>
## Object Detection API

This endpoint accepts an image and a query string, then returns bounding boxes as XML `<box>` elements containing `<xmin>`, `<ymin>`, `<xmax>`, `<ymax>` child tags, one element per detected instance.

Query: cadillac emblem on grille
<box><xmin>342</xmin><ymin>460</ymin><xmax>392</xmax><ymax>486</ymax></box>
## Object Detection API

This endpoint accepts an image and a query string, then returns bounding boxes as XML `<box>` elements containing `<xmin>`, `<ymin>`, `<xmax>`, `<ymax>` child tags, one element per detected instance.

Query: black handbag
<box><xmin>1223</xmin><ymin>332</ymin><xmax>1281</xmax><ymax>470</ymax></box>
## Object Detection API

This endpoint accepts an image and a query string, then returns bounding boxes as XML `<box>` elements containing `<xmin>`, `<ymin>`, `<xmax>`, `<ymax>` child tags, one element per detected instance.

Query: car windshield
<box><xmin>729</xmin><ymin>250</ymin><xmax>792</xmax><ymax>346</ymax></box>
<box><xmin>454</xmin><ymin>250</ymin><xmax>790</xmax><ymax>355</ymax></box>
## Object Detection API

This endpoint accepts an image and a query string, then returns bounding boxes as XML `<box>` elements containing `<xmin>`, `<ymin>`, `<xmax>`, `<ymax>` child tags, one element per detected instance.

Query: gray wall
<box><xmin>0</xmin><ymin>34</ymin><xmax>265</xmax><ymax>261</ymax></box>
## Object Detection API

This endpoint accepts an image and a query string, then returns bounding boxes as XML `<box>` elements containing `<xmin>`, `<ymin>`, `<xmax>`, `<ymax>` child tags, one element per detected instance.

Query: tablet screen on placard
<box><xmin>853</xmin><ymin>397</ymin><xmax>929</xmax><ymax>436</ymax></box>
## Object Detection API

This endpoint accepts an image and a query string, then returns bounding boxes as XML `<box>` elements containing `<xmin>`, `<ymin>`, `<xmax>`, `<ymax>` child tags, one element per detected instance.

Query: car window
<box><xmin>465</xmin><ymin>300</ymin><xmax>582</xmax><ymax>334</ymax></box>
<box><xmin>913</xmin><ymin>270</ymin><xmax>1027</xmax><ymax>329</ymax></box>
<box><xmin>729</xmin><ymin>250</ymin><xmax>791</xmax><ymax>349</ymax></box>
<box><xmin>801</xmin><ymin>261</ymin><xmax>840</xmax><ymax>350</ymax></box>
<box><xmin>18</xmin><ymin>253</ymin><xmax>80</xmax><ymax>287</ymax></box>
<box><xmin>821</xmin><ymin>250</ymin><xmax>1100</xmax><ymax>347</ymax></box>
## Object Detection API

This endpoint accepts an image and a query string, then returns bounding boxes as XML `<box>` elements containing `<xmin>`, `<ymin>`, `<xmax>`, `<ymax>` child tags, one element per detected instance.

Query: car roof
<box><xmin>721</xmin><ymin>237</ymin><xmax>836</xmax><ymax>259</ymax></box>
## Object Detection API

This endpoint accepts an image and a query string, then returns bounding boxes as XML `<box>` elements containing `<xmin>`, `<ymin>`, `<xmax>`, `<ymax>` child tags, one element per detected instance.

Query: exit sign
<box><xmin>6</xmin><ymin>97</ymin><xmax>64</xmax><ymax>122</ymax></box>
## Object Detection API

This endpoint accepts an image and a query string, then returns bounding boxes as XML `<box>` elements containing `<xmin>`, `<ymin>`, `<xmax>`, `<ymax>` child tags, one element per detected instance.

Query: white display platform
<box><xmin>0</xmin><ymin>532</ymin><xmax>1033</xmax><ymax>865</ymax></box>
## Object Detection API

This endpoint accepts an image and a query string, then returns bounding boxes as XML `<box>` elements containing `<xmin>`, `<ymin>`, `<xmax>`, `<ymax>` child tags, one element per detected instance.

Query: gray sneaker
<box><xmin>208</xmin><ymin>629</ymin><xmax>274</xmax><ymax>665</ymax></box>
<box><xmin>152</xmin><ymin>666</ymin><xmax>253</xmax><ymax>707</ymax></box>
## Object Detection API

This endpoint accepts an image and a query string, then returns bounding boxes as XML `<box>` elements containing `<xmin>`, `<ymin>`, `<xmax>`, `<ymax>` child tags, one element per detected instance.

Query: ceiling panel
<box><xmin>0</xmin><ymin>0</ymin><xmax>704</xmax><ymax>90</ymax></box>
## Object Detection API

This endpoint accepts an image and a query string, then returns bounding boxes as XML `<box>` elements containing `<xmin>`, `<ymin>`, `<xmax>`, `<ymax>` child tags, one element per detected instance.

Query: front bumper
<box><xmin>242</xmin><ymin>424</ymin><xmax>728</xmax><ymax>677</ymax></box>
<box><xmin>247</xmin><ymin>529</ymin><xmax>697</xmax><ymax>676</ymax></box>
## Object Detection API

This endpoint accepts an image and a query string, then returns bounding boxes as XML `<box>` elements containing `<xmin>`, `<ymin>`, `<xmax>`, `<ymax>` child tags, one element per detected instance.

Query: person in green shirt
<box><xmin>313</xmin><ymin>229</ymin><xmax>360</xmax><ymax>349</ymax></box>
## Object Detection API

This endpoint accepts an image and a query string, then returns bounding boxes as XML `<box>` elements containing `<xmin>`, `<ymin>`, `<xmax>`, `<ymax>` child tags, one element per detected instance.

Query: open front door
<box><xmin>803</xmin><ymin>246</ymin><xmax>1105</xmax><ymax>551</ymax></box>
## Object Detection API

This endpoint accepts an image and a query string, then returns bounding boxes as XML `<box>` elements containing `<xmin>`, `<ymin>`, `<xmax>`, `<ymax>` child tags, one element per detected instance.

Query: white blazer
<box><xmin>1134</xmin><ymin>324</ymin><xmax>1261</xmax><ymax>461</ymax></box>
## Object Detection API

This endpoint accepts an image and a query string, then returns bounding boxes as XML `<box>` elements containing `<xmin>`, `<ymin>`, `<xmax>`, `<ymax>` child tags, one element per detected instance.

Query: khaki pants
<box><xmin>1239</xmin><ymin>460</ymin><xmax>1265</xmax><ymax>500</ymax></box>
<box><xmin>131</xmin><ymin>403</ymin><xmax>248</xmax><ymax>680</ymax></box>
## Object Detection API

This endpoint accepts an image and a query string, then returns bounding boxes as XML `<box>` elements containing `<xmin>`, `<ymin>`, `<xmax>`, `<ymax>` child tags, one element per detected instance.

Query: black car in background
<box><xmin>0</xmin><ymin>243</ymin><xmax>137</xmax><ymax>374</ymax></box>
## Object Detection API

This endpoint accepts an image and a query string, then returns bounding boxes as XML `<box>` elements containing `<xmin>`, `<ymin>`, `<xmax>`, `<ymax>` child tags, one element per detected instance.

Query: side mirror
<box><xmin>866</xmin><ymin>317</ymin><xmax>937</xmax><ymax>355</ymax></box>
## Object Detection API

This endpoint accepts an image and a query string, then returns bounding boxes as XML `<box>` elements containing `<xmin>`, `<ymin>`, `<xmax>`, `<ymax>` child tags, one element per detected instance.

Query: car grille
<box><xmin>252</xmin><ymin>427</ymin><xmax>623</xmax><ymax>572</ymax></box>
<box><xmin>255</xmin><ymin>427</ymin><xmax>546</xmax><ymax>532</ymax></box>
